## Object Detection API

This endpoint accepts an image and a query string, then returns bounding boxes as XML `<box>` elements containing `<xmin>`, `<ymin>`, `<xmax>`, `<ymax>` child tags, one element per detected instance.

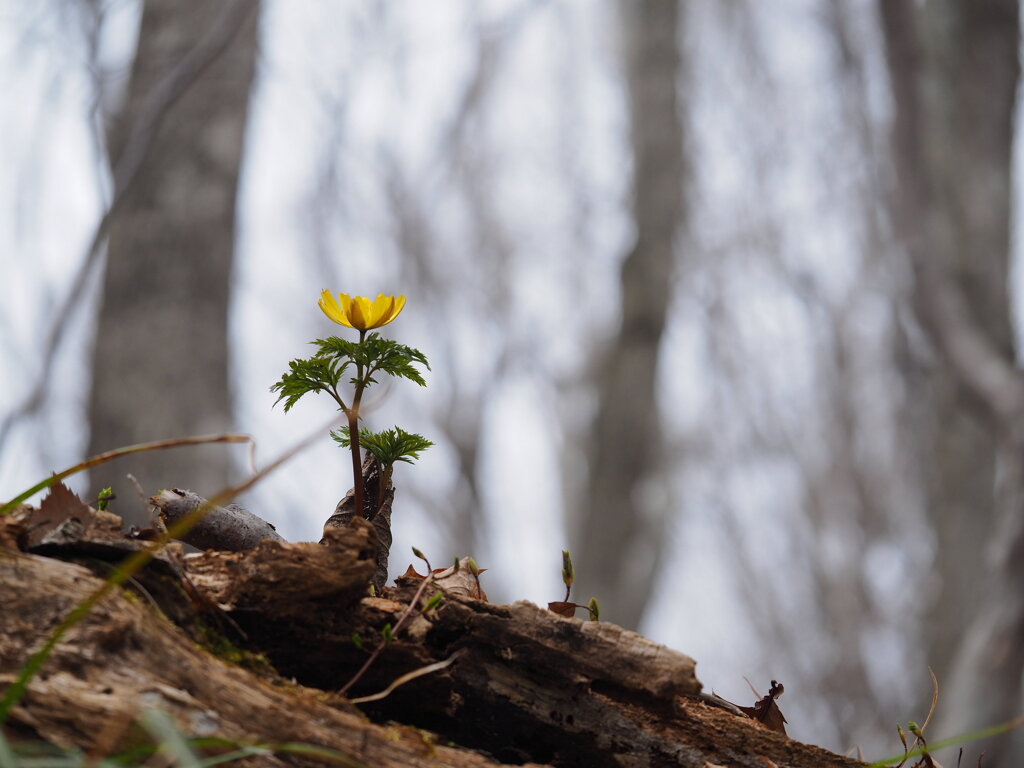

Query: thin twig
<box><xmin>347</xmin><ymin>650</ymin><xmax>463</xmax><ymax>705</ymax></box>
<box><xmin>1</xmin><ymin>434</ymin><xmax>252</xmax><ymax>515</ymax></box>
<box><xmin>338</xmin><ymin>574</ymin><xmax>437</xmax><ymax>698</ymax></box>
<box><xmin>338</xmin><ymin>563</ymin><xmax>462</xmax><ymax>699</ymax></box>
<box><xmin>921</xmin><ymin>667</ymin><xmax>939</xmax><ymax>735</ymax></box>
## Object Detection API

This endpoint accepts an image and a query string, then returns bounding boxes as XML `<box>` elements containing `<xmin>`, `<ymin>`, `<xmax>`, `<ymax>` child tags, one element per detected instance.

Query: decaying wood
<box><xmin>151</xmin><ymin>488</ymin><xmax>285</xmax><ymax>551</ymax></box>
<box><xmin>145</xmin><ymin>457</ymin><xmax>393</xmax><ymax>592</ymax></box>
<box><xmin>322</xmin><ymin>455</ymin><xmax>394</xmax><ymax>591</ymax></box>
<box><xmin>1</xmin><ymin>500</ymin><xmax>868</xmax><ymax>768</ymax></box>
<box><xmin>0</xmin><ymin>521</ymin><xmax>535</xmax><ymax>768</ymax></box>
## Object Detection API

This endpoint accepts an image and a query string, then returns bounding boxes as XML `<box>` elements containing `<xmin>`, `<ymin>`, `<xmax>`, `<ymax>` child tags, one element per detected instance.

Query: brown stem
<box><xmin>347</xmin><ymin>409</ymin><xmax>364</xmax><ymax>519</ymax></box>
<box><xmin>348</xmin><ymin>328</ymin><xmax>367</xmax><ymax>518</ymax></box>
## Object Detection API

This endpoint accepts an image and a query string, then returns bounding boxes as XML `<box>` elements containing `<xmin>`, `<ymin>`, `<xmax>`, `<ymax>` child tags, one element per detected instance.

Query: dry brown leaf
<box><xmin>398</xmin><ymin>564</ymin><xmax>428</xmax><ymax>583</ymax></box>
<box><xmin>547</xmin><ymin>601</ymin><xmax>577</xmax><ymax>618</ymax></box>
<box><xmin>26</xmin><ymin>481</ymin><xmax>92</xmax><ymax>547</ymax></box>
<box><xmin>737</xmin><ymin>680</ymin><xmax>788</xmax><ymax>736</ymax></box>
<box><xmin>397</xmin><ymin>560</ymin><xmax>488</xmax><ymax>601</ymax></box>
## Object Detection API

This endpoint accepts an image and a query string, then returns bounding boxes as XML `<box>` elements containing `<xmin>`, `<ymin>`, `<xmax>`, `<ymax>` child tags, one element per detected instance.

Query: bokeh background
<box><xmin>3</xmin><ymin>1</ymin><xmax>1023</xmax><ymax>763</ymax></box>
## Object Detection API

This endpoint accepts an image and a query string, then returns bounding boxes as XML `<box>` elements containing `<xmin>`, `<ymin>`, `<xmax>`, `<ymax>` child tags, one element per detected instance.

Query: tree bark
<box><xmin>879</xmin><ymin>1</ymin><xmax>1024</xmax><ymax>764</ymax></box>
<box><xmin>574</xmin><ymin>0</ymin><xmax>686</xmax><ymax>632</ymax></box>
<box><xmin>1</xmin><ymin>500</ymin><xmax>867</xmax><ymax>768</ymax></box>
<box><xmin>87</xmin><ymin>0</ymin><xmax>259</xmax><ymax>520</ymax></box>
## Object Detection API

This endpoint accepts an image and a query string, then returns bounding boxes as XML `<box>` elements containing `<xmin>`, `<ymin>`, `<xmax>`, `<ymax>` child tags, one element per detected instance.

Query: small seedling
<box><xmin>96</xmin><ymin>487</ymin><xmax>114</xmax><ymax>511</ymax></box>
<box><xmin>411</xmin><ymin>546</ymin><xmax>432</xmax><ymax>572</ymax></box>
<box><xmin>271</xmin><ymin>292</ymin><xmax>431</xmax><ymax>520</ymax></box>
<box><xmin>548</xmin><ymin>549</ymin><xmax>601</xmax><ymax>621</ymax></box>
<box><xmin>561</xmin><ymin>550</ymin><xmax>574</xmax><ymax>601</ymax></box>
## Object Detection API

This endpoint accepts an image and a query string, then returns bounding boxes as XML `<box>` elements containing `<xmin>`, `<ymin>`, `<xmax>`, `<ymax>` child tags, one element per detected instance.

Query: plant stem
<box><xmin>346</xmin><ymin>409</ymin><xmax>364</xmax><ymax>518</ymax></box>
<box><xmin>349</xmin><ymin>329</ymin><xmax>367</xmax><ymax>518</ymax></box>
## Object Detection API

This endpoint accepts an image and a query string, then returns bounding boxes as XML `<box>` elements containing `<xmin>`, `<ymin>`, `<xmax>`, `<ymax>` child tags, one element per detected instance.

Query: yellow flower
<box><xmin>318</xmin><ymin>291</ymin><xmax>407</xmax><ymax>331</ymax></box>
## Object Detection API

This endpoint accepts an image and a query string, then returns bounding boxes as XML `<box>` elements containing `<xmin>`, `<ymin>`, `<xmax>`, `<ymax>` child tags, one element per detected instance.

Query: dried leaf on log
<box><xmin>323</xmin><ymin>456</ymin><xmax>394</xmax><ymax>591</ymax></box>
<box><xmin>24</xmin><ymin>481</ymin><xmax>122</xmax><ymax>547</ymax></box>
<box><xmin>737</xmin><ymin>680</ymin><xmax>788</xmax><ymax>735</ymax></box>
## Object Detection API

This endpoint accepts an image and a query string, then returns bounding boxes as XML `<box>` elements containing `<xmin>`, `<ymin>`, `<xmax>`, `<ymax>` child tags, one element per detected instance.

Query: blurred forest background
<box><xmin>2</xmin><ymin>0</ymin><xmax>1023</xmax><ymax>764</ymax></box>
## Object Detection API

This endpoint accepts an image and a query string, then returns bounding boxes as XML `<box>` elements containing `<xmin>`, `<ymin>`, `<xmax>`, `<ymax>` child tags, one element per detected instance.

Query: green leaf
<box><xmin>270</xmin><ymin>355</ymin><xmax>347</xmax><ymax>412</ymax></box>
<box><xmin>331</xmin><ymin>426</ymin><xmax>433</xmax><ymax>468</ymax></box>
<box><xmin>315</xmin><ymin>334</ymin><xmax>429</xmax><ymax>388</ymax></box>
<box><xmin>423</xmin><ymin>592</ymin><xmax>443</xmax><ymax>612</ymax></box>
<box><xmin>97</xmin><ymin>487</ymin><xmax>114</xmax><ymax>512</ymax></box>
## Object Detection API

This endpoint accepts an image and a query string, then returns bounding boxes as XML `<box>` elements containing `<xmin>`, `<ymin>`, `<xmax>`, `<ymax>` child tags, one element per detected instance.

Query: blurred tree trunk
<box><xmin>573</xmin><ymin>0</ymin><xmax>686</xmax><ymax>630</ymax></box>
<box><xmin>880</xmin><ymin>1</ymin><xmax>1023</xmax><ymax>763</ymax></box>
<box><xmin>87</xmin><ymin>0</ymin><xmax>259</xmax><ymax>518</ymax></box>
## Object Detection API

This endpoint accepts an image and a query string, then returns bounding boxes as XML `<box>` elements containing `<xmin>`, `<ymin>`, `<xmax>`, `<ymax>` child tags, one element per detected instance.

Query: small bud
<box><xmin>412</xmin><ymin>546</ymin><xmax>426</xmax><ymax>561</ymax></box>
<box><xmin>907</xmin><ymin>722</ymin><xmax>920</xmax><ymax>736</ymax></box>
<box><xmin>423</xmin><ymin>592</ymin><xmax>443</xmax><ymax>611</ymax></box>
<box><xmin>561</xmin><ymin>550</ymin><xmax>574</xmax><ymax>589</ymax></box>
<box><xmin>97</xmin><ymin>487</ymin><xmax>114</xmax><ymax>512</ymax></box>
<box><xmin>381</xmin><ymin>623</ymin><xmax>393</xmax><ymax>643</ymax></box>
<box><xmin>351</xmin><ymin>632</ymin><xmax>363</xmax><ymax>650</ymax></box>
<box><xmin>466</xmin><ymin>557</ymin><xmax>480</xmax><ymax>575</ymax></box>
<box><xmin>453</xmin><ymin>556</ymin><xmax>461</xmax><ymax>572</ymax></box>
<box><xmin>588</xmin><ymin>597</ymin><xmax>600</xmax><ymax>621</ymax></box>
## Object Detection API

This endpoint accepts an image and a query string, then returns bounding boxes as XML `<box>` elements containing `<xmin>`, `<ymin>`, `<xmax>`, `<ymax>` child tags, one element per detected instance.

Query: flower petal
<box><xmin>318</xmin><ymin>290</ymin><xmax>353</xmax><ymax>327</ymax></box>
<box><xmin>350</xmin><ymin>296</ymin><xmax>372</xmax><ymax>330</ymax></box>
<box><xmin>338</xmin><ymin>293</ymin><xmax>354</xmax><ymax>319</ymax></box>
<box><xmin>386</xmin><ymin>295</ymin><xmax>407</xmax><ymax>324</ymax></box>
<box><xmin>369</xmin><ymin>294</ymin><xmax>394</xmax><ymax>327</ymax></box>
<box><xmin>375</xmin><ymin>295</ymin><xmax>405</xmax><ymax>327</ymax></box>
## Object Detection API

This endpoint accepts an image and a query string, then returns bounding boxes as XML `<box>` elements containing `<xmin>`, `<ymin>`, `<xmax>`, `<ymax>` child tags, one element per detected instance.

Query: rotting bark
<box><xmin>1</xmin><ymin>504</ymin><xmax>867</xmax><ymax>768</ymax></box>
<box><xmin>322</xmin><ymin>455</ymin><xmax>394</xmax><ymax>592</ymax></box>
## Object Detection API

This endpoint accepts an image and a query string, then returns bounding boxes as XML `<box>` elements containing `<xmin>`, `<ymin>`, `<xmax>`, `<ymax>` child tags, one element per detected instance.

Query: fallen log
<box><xmin>0</xmin><ymin>495</ymin><xmax>868</xmax><ymax>768</ymax></box>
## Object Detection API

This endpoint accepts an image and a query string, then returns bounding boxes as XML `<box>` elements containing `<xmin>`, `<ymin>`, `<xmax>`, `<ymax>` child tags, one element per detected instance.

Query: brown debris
<box><xmin>0</xmin><ymin>505</ymin><xmax>867</xmax><ymax>768</ymax></box>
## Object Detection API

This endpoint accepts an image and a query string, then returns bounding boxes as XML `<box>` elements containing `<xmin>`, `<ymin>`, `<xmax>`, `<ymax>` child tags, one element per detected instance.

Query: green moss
<box><xmin>194</xmin><ymin>623</ymin><xmax>273</xmax><ymax>674</ymax></box>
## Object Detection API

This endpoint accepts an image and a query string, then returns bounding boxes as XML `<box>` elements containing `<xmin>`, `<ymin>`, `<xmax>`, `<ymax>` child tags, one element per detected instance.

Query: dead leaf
<box><xmin>737</xmin><ymin>680</ymin><xmax>788</xmax><ymax>736</ymax></box>
<box><xmin>547</xmin><ymin>601</ymin><xmax>577</xmax><ymax>618</ymax></box>
<box><xmin>397</xmin><ymin>564</ymin><xmax>428</xmax><ymax>585</ymax></box>
<box><xmin>26</xmin><ymin>481</ymin><xmax>92</xmax><ymax>547</ymax></box>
